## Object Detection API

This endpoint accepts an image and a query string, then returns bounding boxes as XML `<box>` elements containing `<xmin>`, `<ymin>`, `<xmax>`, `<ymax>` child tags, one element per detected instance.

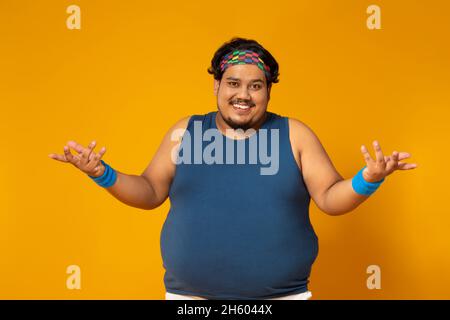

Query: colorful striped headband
<box><xmin>220</xmin><ymin>49</ymin><xmax>271</xmax><ymax>78</ymax></box>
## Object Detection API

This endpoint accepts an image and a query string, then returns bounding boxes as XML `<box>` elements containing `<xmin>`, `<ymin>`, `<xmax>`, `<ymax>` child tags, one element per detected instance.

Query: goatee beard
<box><xmin>223</xmin><ymin>117</ymin><xmax>253</xmax><ymax>131</ymax></box>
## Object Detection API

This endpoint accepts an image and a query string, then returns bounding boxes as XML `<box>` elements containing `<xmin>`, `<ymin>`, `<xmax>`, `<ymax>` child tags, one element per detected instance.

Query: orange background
<box><xmin>1</xmin><ymin>0</ymin><xmax>449</xmax><ymax>299</ymax></box>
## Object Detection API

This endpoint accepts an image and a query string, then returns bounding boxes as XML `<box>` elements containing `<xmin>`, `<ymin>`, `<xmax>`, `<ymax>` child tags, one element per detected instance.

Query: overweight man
<box><xmin>49</xmin><ymin>37</ymin><xmax>418</xmax><ymax>300</ymax></box>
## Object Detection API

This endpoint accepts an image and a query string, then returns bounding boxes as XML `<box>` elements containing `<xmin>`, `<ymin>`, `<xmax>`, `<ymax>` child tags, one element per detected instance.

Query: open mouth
<box><xmin>230</xmin><ymin>102</ymin><xmax>254</xmax><ymax>113</ymax></box>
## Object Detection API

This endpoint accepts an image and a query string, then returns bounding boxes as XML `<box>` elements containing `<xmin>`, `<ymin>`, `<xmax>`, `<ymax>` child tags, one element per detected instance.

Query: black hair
<box><xmin>207</xmin><ymin>37</ymin><xmax>280</xmax><ymax>85</ymax></box>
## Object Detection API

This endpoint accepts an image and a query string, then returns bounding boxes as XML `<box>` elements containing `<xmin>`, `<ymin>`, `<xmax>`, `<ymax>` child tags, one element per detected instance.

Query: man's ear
<box><xmin>214</xmin><ymin>79</ymin><xmax>220</xmax><ymax>96</ymax></box>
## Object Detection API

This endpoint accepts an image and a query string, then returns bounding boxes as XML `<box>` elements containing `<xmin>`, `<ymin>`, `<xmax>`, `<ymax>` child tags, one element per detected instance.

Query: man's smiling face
<box><xmin>214</xmin><ymin>64</ymin><xmax>271</xmax><ymax>131</ymax></box>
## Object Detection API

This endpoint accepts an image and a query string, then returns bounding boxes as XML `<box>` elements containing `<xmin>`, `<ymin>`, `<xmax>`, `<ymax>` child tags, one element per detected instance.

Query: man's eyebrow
<box><xmin>225</xmin><ymin>77</ymin><xmax>264</xmax><ymax>83</ymax></box>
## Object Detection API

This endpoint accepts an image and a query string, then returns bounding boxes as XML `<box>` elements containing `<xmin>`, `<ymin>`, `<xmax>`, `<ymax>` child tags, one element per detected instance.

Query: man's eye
<box><xmin>228</xmin><ymin>82</ymin><xmax>238</xmax><ymax>87</ymax></box>
<box><xmin>252</xmin><ymin>84</ymin><xmax>261</xmax><ymax>89</ymax></box>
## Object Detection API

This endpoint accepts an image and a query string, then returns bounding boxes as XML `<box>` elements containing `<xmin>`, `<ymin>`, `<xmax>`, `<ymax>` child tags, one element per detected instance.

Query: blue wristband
<box><xmin>88</xmin><ymin>160</ymin><xmax>117</xmax><ymax>188</ymax></box>
<box><xmin>351</xmin><ymin>166</ymin><xmax>385</xmax><ymax>196</ymax></box>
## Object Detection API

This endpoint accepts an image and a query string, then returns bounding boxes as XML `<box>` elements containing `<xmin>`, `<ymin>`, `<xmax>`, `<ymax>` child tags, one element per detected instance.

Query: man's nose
<box><xmin>236</xmin><ymin>86</ymin><xmax>251</xmax><ymax>100</ymax></box>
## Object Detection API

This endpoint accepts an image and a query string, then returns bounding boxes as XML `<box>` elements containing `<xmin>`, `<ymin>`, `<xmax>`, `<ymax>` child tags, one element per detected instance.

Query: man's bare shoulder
<box><xmin>287</xmin><ymin>117</ymin><xmax>318</xmax><ymax>153</ymax></box>
<box><xmin>287</xmin><ymin>117</ymin><xmax>314</xmax><ymax>133</ymax></box>
<box><xmin>162</xmin><ymin>115</ymin><xmax>192</xmax><ymax>140</ymax></box>
<box><xmin>171</xmin><ymin>115</ymin><xmax>192</xmax><ymax>131</ymax></box>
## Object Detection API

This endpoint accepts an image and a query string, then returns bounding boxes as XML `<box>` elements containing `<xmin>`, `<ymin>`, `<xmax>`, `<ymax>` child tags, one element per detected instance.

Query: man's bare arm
<box><xmin>290</xmin><ymin>118</ymin><xmax>376</xmax><ymax>215</ymax></box>
<box><xmin>319</xmin><ymin>179</ymin><xmax>370</xmax><ymax>215</ymax></box>
<box><xmin>138</xmin><ymin>116</ymin><xmax>191</xmax><ymax>209</ymax></box>
<box><xmin>289</xmin><ymin>119</ymin><xmax>417</xmax><ymax>216</ymax></box>
<box><xmin>102</xmin><ymin>171</ymin><xmax>160</xmax><ymax>210</ymax></box>
<box><xmin>50</xmin><ymin>116</ymin><xmax>191</xmax><ymax>211</ymax></box>
<box><xmin>90</xmin><ymin>115</ymin><xmax>190</xmax><ymax>210</ymax></box>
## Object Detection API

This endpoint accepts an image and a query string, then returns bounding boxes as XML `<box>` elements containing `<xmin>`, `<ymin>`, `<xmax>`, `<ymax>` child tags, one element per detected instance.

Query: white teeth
<box><xmin>233</xmin><ymin>104</ymin><xmax>250</xmax><ymax>109</ymax></box>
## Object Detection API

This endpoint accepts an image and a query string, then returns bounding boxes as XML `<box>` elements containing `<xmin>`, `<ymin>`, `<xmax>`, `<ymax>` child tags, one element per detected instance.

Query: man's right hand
<box><xmin>48</xmin><ymin>140</ymin><xmax>107</xmax><ymax>178</ymax></box>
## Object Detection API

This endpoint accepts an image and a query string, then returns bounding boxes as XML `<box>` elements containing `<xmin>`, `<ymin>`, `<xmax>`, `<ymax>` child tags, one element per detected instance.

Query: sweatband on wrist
<box><xmin>88</xmin><ymin>160</ymin><xmax>117</xmax><ymax>188</ymax></box>
<box><xmin>351</xmin><ymin>166</ymin><xmax>385</xmax><ymax>196</ymax></box>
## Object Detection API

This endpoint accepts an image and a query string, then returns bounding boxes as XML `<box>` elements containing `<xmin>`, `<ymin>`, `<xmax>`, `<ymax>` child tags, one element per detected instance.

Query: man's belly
<box><xmin>160</xmin><ymin>208</ymin><xmax>319</xmax><ymax>298</ymax></box>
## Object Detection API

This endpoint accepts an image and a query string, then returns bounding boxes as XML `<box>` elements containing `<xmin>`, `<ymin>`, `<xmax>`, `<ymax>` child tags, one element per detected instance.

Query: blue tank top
<box><xmin>161</xmin><ymin>111</ymin><xmax>319</xmax><ymax>299</ymax></box>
